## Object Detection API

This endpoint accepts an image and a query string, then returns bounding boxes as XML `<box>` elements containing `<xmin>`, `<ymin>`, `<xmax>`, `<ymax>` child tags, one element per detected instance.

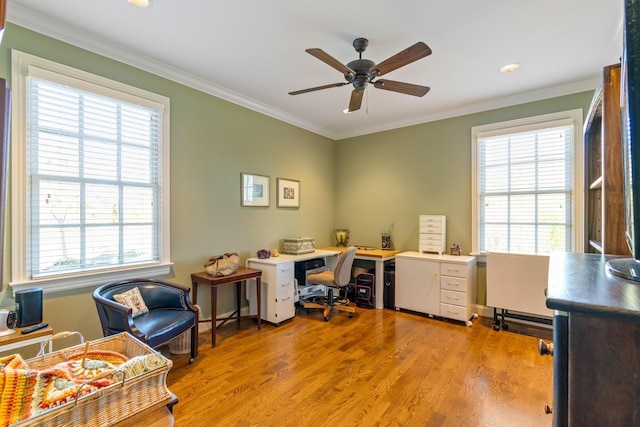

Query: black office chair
<box><xmin>303</xmin><ymin>246</ymin><xmax>357</xmax><ymax>321</ymax></box>
<box><xmin>93</xmin><ymin>278</ymin><xmax>199</xmax><ymax>363</ymax></box>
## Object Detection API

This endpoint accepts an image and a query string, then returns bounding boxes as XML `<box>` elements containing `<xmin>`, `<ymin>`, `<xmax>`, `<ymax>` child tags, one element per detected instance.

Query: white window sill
<box><xmin>10</xmin><ymin>262</ymin><xmax>174</xmax><ymax>294</ymax></box>
<box><xmin>470</xmin><ymin>252</ymin><xmax>486</xmax><ymax>264</ymax></box>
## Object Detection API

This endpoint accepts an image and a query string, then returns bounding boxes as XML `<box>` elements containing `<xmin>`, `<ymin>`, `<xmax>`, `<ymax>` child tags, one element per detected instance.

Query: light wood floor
<box><xmin>164</xmin><ymin>307</ymin><xmax>554</xmax><ymax>427</ymax></box>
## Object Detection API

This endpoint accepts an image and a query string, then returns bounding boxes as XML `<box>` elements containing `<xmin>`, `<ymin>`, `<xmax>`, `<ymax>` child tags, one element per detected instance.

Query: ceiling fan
<box><xmin>289</xmin><ymin>38</ymin><xmax>432</xmax><ymax>113</ymax></box>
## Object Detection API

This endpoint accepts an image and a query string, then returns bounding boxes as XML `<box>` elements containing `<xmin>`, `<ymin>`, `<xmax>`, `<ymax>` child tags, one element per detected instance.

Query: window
<box><xmin>10</xmin><ymin>51</ymin><xmax>171</xmax><ymax>292</ymax></box>
<box><xmin>471</xmin><ymin>110</ymin><xmax>584</xmax><ymax>259</ymax></box>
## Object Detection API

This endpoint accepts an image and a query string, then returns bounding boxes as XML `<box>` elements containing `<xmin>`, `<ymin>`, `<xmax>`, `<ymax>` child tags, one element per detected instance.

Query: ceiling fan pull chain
<box><xmin>366</xmin><ymin>87</ymin><xmax>369</xmax><ymax>114</ymax></box>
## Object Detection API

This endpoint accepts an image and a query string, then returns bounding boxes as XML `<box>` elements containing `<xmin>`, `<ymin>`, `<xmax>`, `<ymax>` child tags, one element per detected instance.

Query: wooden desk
<box><xmin>322</xmin><ymin>246</ymin><xmax>401</xmax><ymax>259</ymax></box>
<box><xmin>191</xmin><ymin>267</ymin><xmax>262</xmax><ymax>346</ymax></box>
<box><xmin>321</xmin><ymin>246</ymin><xmax>401</xmax><ymax>309</ymax></box>
<box><xmin>0</xmin><ymin>324</ymin><xmax>53</xmax><ymax>355</ymax></box>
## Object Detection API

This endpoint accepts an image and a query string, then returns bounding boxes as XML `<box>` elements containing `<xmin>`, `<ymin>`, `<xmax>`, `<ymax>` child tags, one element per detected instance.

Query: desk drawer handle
<box><xmin>447</xmin><ymin>282</ymin><xmax>459</xmax><ymax>286</ymax></box>
<box><xmin>280</xmin><ymin>296</ymin><xmax>291</xmax><ymax>302</ymax></box>
<box><xmin>447</xmin><ymin>295</ymin><xmax>460</xmax><ymax>301</ymax></box>
<box><xmin>447</xmin><ymin>309</ymin><xmax>460</xmax><ymax>314</ymax></box>
<box><xmin>447</xmin><ymin>268</ymin><xmax>460</xmax><ymax>273</ymax></box>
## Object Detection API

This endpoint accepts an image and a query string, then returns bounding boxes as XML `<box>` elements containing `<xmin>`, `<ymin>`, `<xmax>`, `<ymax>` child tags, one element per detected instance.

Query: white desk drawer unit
<box><xmin>440</xmin><ymin>260</ymin><xmax>474</xmax><ymax>324</ymax></box>
<box><xmin>396</xmin><ymin>251</ymin><xmax>477</xmax><ymax>326</ymax></box>
<box><xmin>419</xmin><ymin>215</ymin><xmax>446</xmax><ymax>255</ymax></box>
<box><xmin>246</xmin><ymin>260</ymin><xmax>296</xmax><ymax>326</ymax></box>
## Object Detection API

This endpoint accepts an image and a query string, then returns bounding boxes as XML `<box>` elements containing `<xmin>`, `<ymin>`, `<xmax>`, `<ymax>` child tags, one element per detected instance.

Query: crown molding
<box><xmin>335</xmin><ymin>78</ymin><xmax>599</xmax><ymax>139</ymax></box>
<box><xmin>7</xmin><ymin>3</ymin><xmax>609</xmax><ymax>142</ymax></box>
<box><xmin>6</xmin><ymin>3</ymin><xmax>336</xmax><ymax>139</ymax></box>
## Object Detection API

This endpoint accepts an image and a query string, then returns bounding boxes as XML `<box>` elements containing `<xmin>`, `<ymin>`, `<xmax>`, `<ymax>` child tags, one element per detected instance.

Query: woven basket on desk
<box><xmin>14</xmin><ymin>332</ymin><xmax>173</xmax><ymax>427</ymax></box>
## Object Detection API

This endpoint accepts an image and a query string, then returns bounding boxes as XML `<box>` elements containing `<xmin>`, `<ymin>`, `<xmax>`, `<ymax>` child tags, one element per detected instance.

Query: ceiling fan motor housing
<box><xmin>345</xmin><ymin>58</ymin><xmax>375</xmax><ymax>89</ymax></box>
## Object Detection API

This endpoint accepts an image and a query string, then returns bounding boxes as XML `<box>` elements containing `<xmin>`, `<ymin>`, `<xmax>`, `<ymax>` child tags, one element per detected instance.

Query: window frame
<box><xmin>471</xmin><ymin>109</ymin><xmax>584</xmax><ymax>262</ymax></box>
<box><xmin>10</xmin><ymin>50</ymin><xmax>172</xmax><ymax>293</ymax></box>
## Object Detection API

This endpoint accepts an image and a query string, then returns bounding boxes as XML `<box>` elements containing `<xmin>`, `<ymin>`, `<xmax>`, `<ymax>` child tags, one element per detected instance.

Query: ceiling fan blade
<box><xmin>373</xmin><ymin>79</ymin><xmax>430</xmax><ymax>97</ymax></box>
<box><xmin>289</xmin><ymin>82</ymin><xmax>348</xmax><ymax>95</ymax></box>
<box><xmin>306</xmin><ymin>48</ymin><xmax>355</xmax><ymax>75</ymax></box>
<box><xmin>369</xmin><ymin>42</ymin><xmax>432</xmax><ymax>77</ymax></box>
<box><xmin>347</xmin><ymin>89</ymin><xmax>364</xmax><ymax>112</ymax></box>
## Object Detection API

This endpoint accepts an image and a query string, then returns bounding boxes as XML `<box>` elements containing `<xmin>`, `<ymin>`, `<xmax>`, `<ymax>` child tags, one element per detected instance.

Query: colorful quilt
<box><xmin>0</xmin><ymin>350</ymin><xmax>166</xmax><ymax>426</ymax></box>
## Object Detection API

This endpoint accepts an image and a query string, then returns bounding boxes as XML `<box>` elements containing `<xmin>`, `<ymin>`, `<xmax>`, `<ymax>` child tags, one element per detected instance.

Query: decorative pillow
<box><xmin>112</xmin><ymin>287</ymin><xmax>149</xmax><ymax>318</ymax></box>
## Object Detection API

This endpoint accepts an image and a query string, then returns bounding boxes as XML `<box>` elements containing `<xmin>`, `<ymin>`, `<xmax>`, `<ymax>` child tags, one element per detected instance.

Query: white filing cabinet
<box><xmin>246</xmin><ymin>250</ymin><xmax>339</xmax><ymax>325</ymax></box>
<box><xmin>246</xmin><ymin>259</ymin><xmax>296</xmax><ymax>326</ymax></box>
<box><xmin>395</xmin><ymin>251</ymin><xmax>477</xmax><ymax>326</ymax></box>
<box><xmin>419</xmin><ymin>215</ymin><xmax>446</xmax><ymax>255</ymax></box>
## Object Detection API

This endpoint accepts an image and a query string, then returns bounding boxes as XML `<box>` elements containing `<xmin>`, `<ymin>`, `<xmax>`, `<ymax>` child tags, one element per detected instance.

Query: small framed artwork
<box><xmin>277</xmin><ymin>178</ymin><xmax>300</xmax><ymax>208</ymax></box>
<box><xmin>241</xmin><ymin>173</ymin><xmax>270</xmax><ymax>207</ymax></box>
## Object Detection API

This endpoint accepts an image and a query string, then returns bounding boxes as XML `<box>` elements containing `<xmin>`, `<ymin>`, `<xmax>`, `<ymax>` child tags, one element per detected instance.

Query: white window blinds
<box><xmin>11</xmin><ymin>51</ymin><xmax>170</xmax><ymax>291</ymax></box>
<box><xmin>477</xmin><ymin>119</ymin><xmax>575</xmax><ymax>255</ymax></box>
<box><xmin>27</xmin><ymin>76</ymin><xmax>163</xmax><ymax>277</ymax></box>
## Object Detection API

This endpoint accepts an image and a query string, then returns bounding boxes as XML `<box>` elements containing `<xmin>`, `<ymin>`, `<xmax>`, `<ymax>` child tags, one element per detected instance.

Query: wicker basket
<box><xmin>13</xmin><ymin>332</ymin><xmax>173</xmax><ymax>427</ymax></box>
<box><xmin>169</xmin><ymin>304</ymin><xmax>200</xmax><ymax>355</ymax></box>
<box><xmin>169</xmin><ymin>331</ymin><xmax>191</xmax><ymax>355</ymax></box>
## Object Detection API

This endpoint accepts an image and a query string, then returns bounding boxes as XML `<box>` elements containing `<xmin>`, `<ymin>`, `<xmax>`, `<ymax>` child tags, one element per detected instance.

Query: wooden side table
<box><xmin>191</xmin><ymin>267</ymin><xmax>262</xmax><ymax>346</ymax></box>
<box><xmin>0</xmin><ymin>324</ymin><xmax>53</xmax><ymax>355</ymax></box>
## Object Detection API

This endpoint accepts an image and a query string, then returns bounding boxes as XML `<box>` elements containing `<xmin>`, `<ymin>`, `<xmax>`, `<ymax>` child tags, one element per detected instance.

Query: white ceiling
<box><xmin>7</xmin><ymin>0</ymin><xmax>624</xmax><ymax>140</ymax></box>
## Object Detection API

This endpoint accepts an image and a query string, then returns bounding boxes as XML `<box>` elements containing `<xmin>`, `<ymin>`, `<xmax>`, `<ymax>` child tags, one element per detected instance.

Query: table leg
<box><xmin>192</xmin><ymin>281</ymin><xmax>198</xmax><ymax>307</ymax></box>
<box><xmin>236</xmin><ymin>281</ymin><xmax>241</xmax><ymax>323</ymax></box>
<box><xmin>374</xmin><ymin>259</ymin><xmax>384</xmax><ymax>309</ymax></box>
<box><xmin>211</xmin><ymin>286</ymin><xmax>217</xmax><ymax>346</ymax></box>
<box><xmin>256</xmin><ymin>277</ymin><xmax>261</xmax><ymax>330</ymax></box>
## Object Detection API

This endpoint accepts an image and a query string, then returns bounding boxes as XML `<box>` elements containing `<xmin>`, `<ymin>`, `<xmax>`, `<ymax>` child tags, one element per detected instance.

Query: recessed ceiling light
<box><xmin>127</xmin><ymin>0</ymin><xmax>152</xmax><ymax>7</ymax></box>
<box><xmin>500</xmin><ymin>63</ymin><xmax>520</xmax><ymax>74</ymax></box>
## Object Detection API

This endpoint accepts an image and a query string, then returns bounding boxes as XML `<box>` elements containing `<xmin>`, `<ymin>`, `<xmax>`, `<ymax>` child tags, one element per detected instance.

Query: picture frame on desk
<box><xmin>277</xmin><ymin>177</ymin><xmax>300</xmax><ymax>208</ymax></box>
<box><xmin>241</xmin><ymin>173</ymin><xmax>270</xmax><ymax>207</ymax></box>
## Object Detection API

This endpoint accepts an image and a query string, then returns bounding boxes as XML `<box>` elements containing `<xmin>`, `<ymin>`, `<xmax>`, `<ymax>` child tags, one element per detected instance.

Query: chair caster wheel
<box><xmin>502</xmin><ymin>324</ymin><xmax>509</xmax><ymax>330</ymax></box>
<box><xmin>189</xmin><ymin>358</ymin><xmax>195</xmax><ymax>364</ymax></box>
<box><xmin>349</xmin><ymin>313</ymin><xmax>353</xmax><ymax>318</ymax></box>
<box><xmin>324</xmin><ymin>316</ymin><xmax>330</xmax><ymax>322</ymax></box>
<box><xmin>493</xmin><ymin>324</ymin><xmax>500</xmax><ymax>331</ymax></box>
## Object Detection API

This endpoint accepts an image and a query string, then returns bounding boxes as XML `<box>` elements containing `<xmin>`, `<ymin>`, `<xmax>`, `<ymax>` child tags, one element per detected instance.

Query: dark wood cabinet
<box><xmin>546</xmin><ymin>253</ymin><xmax>640</xmax><ymax>426</ymax></box>
<box><xmin>584</xmin><ymin>64</ymin><xmax>629</xmax><ymax>255</ymax></box>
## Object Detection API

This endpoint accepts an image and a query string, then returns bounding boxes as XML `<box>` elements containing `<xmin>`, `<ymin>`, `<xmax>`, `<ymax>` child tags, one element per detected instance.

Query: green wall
<box><xmin>0</xmin><ymin>24</ymin><xmax>336</xmax><ymax>351</ymax></box>
<box><xmin>0</xmin><ymin>23</ymin><xmax>594</xmax><ymax>349</ymax></box>
<box><xmin>335</xmin><ymin>93</ymin><xmax>594</xmax><ymax>305</ymax></box>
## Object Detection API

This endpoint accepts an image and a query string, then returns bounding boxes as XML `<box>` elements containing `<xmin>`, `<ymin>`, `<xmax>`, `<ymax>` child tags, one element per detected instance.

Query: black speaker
<box><xmin>15</xmin><ymin>287</ymin><xmax>43</xmax><ymax>327</ymax></box>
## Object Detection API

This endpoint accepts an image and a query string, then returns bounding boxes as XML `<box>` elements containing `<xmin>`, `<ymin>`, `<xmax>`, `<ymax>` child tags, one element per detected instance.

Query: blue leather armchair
<box><xmin>93</xmin><ymin>278</ymin><xmax>198</xmax><ymax>363</ymax></box>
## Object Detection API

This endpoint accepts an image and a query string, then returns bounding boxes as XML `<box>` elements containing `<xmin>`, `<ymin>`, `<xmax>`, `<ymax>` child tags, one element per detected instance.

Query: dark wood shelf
<box><xmin>584</xmin><ymin>63</ymin><xmax>629</xmax><ymax>255</ymax></box>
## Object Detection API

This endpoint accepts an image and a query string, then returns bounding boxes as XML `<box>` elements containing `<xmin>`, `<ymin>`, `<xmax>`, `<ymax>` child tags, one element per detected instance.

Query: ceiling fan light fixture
<box><xmin>500</xmin><ymin>63</ymin><xmax>520</xmax><ymax>74</ymax></box>
<box><xmin>127</xmin><ymin>0</ymin><xmax>152</xmax><ymax>8</ymax></box>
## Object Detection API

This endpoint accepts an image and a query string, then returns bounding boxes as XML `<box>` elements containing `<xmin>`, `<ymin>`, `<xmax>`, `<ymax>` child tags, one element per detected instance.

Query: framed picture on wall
<box><xmin>277</xmin><ymin>178</ymin><xmax>300</xmax><ymax>208</ymax></box>
<box><xmin>241</xmin><ymin>173</ymin><xmax>270</xmax><ymax>207</ymax></box>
